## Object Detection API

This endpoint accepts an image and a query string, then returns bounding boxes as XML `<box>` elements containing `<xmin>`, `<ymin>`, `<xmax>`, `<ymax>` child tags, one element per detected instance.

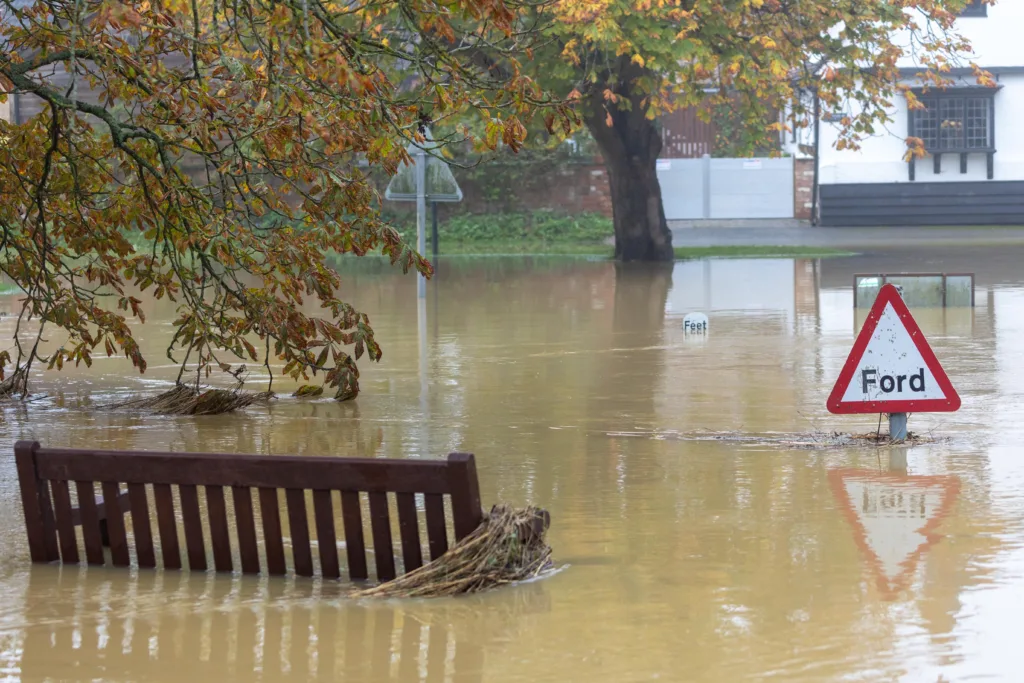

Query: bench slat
<box><xmin>38</xmin><ymin>482</ymin><xmax>59</xmax><ymax>563</ymax></box>
<box><xmin>285</xmin><ymin>489</ymin><xmax>313</xmax><ymax>577</ymax></box>
<box><xmin>128</xmin><ymin>483</ymin><xmax>156</xmax><ymax>568</ymax></box>
<box><xmin>178</xmin><ymin>485</ymin><xmax>207</xmax><ymax>571</ymax></box>
<box><xmin>102</xmin><ymin>482</ymin><xmax>131</xmax><ymax>567</ymax></box>
<box><xmin>206</xmin><ymin>486</ymin><xmax>233</xmax><ymax>573</ymax></box>
<box><xmin>232</xmin><ymin>486</ymin><xmax>260</xmax><ymax>574</ymax></box>
<box><xmin>34</xmin><ymin>449</ymin><xmax>452</xmax><ymax>494</ymax></box>
<box><xmin>50</xmin><ymin>480</ymin><xmax>79</xmax><ymax>564</ymax></box>
<box><xmin>448</xmin><ymin>453</ymin><xmax>483</xmax><ymax>542</ymax></box>
<box><xmin>340</xmin><ymin>491</ymin><xmax>368</xmax><ymax>581</ymax></box>
<box><xmin>368</xmin><ymin>492</ymin><xmax>396</xmax><ymax>582</ymax></box>
<box><xmin>153</xmin><ymin>483</ymin><xmax>181</xmax><ymax>569</ymax></box>
<box><xmin>396</xmin><ymin>493</ymin><xmax>423</xmax><ymax>573</ymax></box>
<box><xmin>259</xmin><ymin>488</ymin><xmax>286</xmax><ymax>576</ymax></box>
<box><xmin>424</xmin><ymin>493</ymin><xmax>448</xmax><ymax>561</ymax></box>
<box><xmin>75</xmin><ymin>482</ymin><xmax>105</xmax><ymax>565</ymax></box>
<box><xmin>14</xmin><ymin>442</ymin><xmax>57</xmax><ymax>563</ymax></box>
<box><xmin>312</xmin><ymin>490</ymin><xmax>340</xmax><ymax>579</ymax></box>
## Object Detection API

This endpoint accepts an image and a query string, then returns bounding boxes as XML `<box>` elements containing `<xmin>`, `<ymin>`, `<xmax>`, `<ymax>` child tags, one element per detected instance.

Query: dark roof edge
<box><xmin>897</xmin><ymin>66</ymin><xmax>1024</xmax><ymax>77</ymax></box>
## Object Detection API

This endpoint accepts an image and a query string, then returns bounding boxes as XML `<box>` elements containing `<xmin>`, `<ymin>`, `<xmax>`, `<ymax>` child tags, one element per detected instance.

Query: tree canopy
<box><xmin>0</xmin><ymin>0</ymin><xmax>569</xmax><ymax>400</ymax></box>
<box><xmin>530</xmin><ymin>0</ymin><xmax>990</xmax><ymax>259</ymax></box>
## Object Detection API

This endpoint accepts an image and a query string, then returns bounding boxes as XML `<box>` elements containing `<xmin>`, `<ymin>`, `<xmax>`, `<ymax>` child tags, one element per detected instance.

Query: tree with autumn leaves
<box><xmin>0</xmin><ymin>0</ymin><xmax>990</xmax><ymax>405</ymax></box>
<box><xmin>0</xmin><ymin>0</ymin><xmax>569</xmax><ymax>404</ymax></box>
<box><xmin>536</xmin><ymin>0</ymin><xmax>990</xmax><ymax>260</ymax></box>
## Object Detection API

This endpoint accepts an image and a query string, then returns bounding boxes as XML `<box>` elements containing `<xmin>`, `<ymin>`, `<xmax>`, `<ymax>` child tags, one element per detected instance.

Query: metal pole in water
<box><xmin>888</xmin><ymin>282</ymin><xmax>908</xmax><ymax>441</ymax></box>
<box><xmin>889</xmin><ymin>412</ymin><xmax>908</xmax><ymax>441</ymax></box>
<box><xmin>431</xmin><ymin>201</ymin><xmax>439</xmax><ymax>261</ymax></box>
<box><xmin>415</xmin><ymin>148</ymin><xmax>427</xmax><ymax>299</ymax></box>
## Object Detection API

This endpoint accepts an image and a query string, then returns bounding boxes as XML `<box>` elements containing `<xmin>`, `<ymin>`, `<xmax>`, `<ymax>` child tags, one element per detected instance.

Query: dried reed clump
<box><xmin>105</xmin><ymin>383</ymin><xmax>273</xmax><ymax>415</ymax></box>
<box><xmin>353</xmin><ymin>504</ymin><xmax>554</xmax><ymax>599</ymax></box>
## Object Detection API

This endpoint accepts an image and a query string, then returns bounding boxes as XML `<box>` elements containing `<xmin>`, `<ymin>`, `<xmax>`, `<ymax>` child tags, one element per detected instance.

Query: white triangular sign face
<box><xmin>827</xmin><ymin>284</ymin><xmax>960</xmax><ymax>414</ymax></box>
<box><xmin>830</xmin><ymin>469</ymin><xmax>960</xmax><ymax>598</ymax></box>
<box><xmin>839</xmin><ymin>302</ymin><xmax>945</xmax><ymax>403</ymax></box>
<box><xmin>383</xmin><ymin>127</ymin><xmax>464</xmax><ymax>203</ymax></box>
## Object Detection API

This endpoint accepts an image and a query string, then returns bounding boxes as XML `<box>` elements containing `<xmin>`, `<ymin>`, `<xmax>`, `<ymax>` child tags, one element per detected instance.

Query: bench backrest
<box><xmin>15</xmin><ymin>440</ymin><xmax>483</xmax><ymax>581</ymax></box>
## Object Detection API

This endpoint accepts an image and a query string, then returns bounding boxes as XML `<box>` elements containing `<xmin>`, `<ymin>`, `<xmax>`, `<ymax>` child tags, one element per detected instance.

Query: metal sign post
<box><xmin>431</xmin><ymin>202</ymin><xmax>439</xmax><ymax>260</ymax></box>
<box><xmin>887</xmin><ymin>284</ymin><xmax>907</xmax><ymax>440</ymax></box>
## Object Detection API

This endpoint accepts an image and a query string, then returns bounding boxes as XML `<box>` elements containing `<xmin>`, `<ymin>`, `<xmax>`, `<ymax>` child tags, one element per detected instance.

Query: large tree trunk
<box><xmin>583</xmin><ymin>62</ymin><xmax>674</xmax><ymax>263</ymax></box>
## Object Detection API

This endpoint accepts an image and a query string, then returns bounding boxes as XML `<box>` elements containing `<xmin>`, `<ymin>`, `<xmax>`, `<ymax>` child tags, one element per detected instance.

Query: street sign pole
<box><xmin>415</xmin><ymin>148</ymin><xmax>427</xmax><ymax>299</ymax></box>
<box><xmin>889</xmin><ymin>284</ymin><xmax>908</xmax><ymax>441</ymax></box>
<box><xmin>889</xmin><ymin>412</ymin><xmax>908</xmax><ymax>441</ymax></box>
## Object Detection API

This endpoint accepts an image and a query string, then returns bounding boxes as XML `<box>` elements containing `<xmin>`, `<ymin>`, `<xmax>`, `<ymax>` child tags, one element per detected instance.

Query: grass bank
<box><xmin>388</xmin><ymin>211</ymin><xmax>854</xmax><ymax>259</ymax></box>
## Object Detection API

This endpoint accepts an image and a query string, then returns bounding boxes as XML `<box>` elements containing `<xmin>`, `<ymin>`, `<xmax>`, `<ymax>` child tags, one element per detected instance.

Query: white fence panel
<box><xmin>657</xmin><ymin>159</ymin><xmax>705</xmax><ymax>220</ymax></box>
<box><xmin>657</xmin><ymin>156</ymin><xmax>795</xmax><ymax>220</ymax></box>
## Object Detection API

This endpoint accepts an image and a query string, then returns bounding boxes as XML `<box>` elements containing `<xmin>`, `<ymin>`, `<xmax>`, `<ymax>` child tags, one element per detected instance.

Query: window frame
<box><xmin>959</xmin><ymin>0</ymin><xmax>987</xmax><ymax>17</ymax></box>
<box><xmin>907</xmin><ymin>88</ymin><xmax>997</xmax><ymax>155</ymax></box>
<box><xmin>906</xmin><ymin>87</ymin><xmax>1000</xmax><ymax>180</ymax></box>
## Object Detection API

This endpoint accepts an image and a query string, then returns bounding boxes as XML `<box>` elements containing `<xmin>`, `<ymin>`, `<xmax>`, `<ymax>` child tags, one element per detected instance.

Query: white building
<box><xmin>785</xmin><ymin>1</ymin><xmax>1024</xmax><ymax>226</ymax></box>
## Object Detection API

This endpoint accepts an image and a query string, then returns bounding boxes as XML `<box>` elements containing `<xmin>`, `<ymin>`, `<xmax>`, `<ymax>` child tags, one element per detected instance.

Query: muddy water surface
<box><xmin>1</xmin><ymin>249</ymin><xmax>1024</xmax><ymax>682</ymax></box>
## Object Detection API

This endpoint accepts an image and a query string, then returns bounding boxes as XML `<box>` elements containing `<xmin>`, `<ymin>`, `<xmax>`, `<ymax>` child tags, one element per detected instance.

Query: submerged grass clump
<box><xmin>104</xmin><ymin>383</ymin><xmax>273</xmax><ymax>415</ymax></box>
<box><xmin>353</xmin><ymin>504</ymin><xmax>554</xmax><ymax>599</ymax></box>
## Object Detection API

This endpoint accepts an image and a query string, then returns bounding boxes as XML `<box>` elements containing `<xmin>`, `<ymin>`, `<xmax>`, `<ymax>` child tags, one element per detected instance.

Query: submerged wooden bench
<box><xmin>15</xmin><ymin>440</ymin><xmax>483</xmax><ymax>581</ymax></box>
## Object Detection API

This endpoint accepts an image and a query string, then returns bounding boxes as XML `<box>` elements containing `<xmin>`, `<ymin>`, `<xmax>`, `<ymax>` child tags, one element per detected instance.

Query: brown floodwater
<box><xmin>1</xmin><ymin>248</ymin><xmax>1024</xmax><ymax>682</ymax></box>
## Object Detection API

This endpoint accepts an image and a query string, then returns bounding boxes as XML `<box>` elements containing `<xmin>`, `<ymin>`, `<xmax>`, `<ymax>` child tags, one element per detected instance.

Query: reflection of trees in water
<box><xmin>17</xmin><ymin>567</ymin><xmax>551</xmax><ymax>681</ymax></box>
<box><xmin>13</xmin><ymin>400</ymin><xmax>386</xmax><ymax>460</ymax></box>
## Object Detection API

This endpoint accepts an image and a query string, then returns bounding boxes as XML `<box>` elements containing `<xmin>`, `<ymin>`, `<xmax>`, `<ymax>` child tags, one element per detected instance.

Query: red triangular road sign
<box><xmin>829</xmin><ymin>469</ymin><xmax>960</xmax><ymax>598</ymax></box>
<box><xmin>827</xmin><ymin>283</ymin><xmax>960</xmax><ymax>414</ymax></box>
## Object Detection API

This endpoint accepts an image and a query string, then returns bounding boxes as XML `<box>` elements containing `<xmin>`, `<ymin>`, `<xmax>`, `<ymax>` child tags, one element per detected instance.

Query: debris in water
<box><xmin>605</xmin><ymin>429</ymin><xmax>947</xmax><ymax>449</ymax></box>
<box><xmin>0</xmin><ymin>367</ymin><xmax>27</xmax><ymax>398</ymax></box>
<box><xmin>788</xmin><ymin>430</ymin><xmax>943</xmax><ymax>448</ymax></box>
<box><xmin>103</xmin><ymin>383</ymin><xmax>274</xmax><ymax>415</ymax></box>
<box><xmin>352</xmin><ymin>504</ymin><xmax>554</xmax><ymax>598</ymax></box>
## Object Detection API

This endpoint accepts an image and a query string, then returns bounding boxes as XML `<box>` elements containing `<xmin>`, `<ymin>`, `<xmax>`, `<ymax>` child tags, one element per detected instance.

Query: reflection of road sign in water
<box><xmin>827</xmin><ymin>283</ymin><xmax>960</xmax><ymax>414</ymax></box>
<box><xmin>830</xmin><ymin>469</ymin><xmax>960</xmax><ymax>598</ymax></box>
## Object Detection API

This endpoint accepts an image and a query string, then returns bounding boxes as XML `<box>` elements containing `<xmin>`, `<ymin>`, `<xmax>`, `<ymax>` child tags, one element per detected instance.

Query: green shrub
<box><xmin>387</xmin><ymin>210</ymin><xmax>613</xmax><ymax>244</ymax></box>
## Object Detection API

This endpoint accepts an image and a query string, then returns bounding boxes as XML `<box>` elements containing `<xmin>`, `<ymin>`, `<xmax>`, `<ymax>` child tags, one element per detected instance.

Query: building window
<box><xmin>911</xmin><ymin>94</ymin><xmax>993</xmax><ymax>152</ymax></box>
<box><xmin>960</xmin><ymin>0</ymin><xmax>987</xmax><ymax>17</ymax></box>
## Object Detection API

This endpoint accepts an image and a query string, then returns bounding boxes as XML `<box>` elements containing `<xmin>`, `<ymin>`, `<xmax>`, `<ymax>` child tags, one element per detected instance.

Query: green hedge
<box><xmin>387</xmin><ymin>210</ymin><xmax>613</xmax><ymax>244</ymax></box>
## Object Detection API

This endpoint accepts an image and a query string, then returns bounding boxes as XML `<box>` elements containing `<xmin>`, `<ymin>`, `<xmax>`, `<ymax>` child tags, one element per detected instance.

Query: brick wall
<box><xmin>794</xmin><ymin>158</ymin><xmax>815</xmax><ymax>220</ymax></box>
<box><xmin>382</xmin><ymin>159</ymin><xmax>613</xmax><ymax>218</ymax></box>
<box><xmin>458</xmin><ymin>162</ymin><xmax>611</xmax><ymax>216</ymax></box>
